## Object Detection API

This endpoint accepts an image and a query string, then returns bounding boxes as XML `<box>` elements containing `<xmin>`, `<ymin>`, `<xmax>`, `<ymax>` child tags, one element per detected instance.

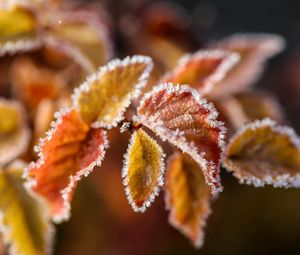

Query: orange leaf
<box><xmin>11</xmin><ymin>57</ymin><xmax>65</xmax><ymax>110</ymax></box>
<box><xmin>165</xmin><ymin>152</ymin><xmax>211</xmax><ymax>248</ymax></box>
<box><xmin>25</xmin><ymin>109</ymin><xmax>108</xmax><ymax>222</ymax></box>
<box><xmin>122</xmin><ymin>128</ymin><xmax>165</xmax><ymax>212</ymax></box>
<box><xmin>137</xmin><ymin>83</ymin><xmax>226</xmax><ymax>195</ymax></box>
<box><xmin>223</xmin><ymin>119</ymin><xmax>300</xmax><ymax>187</ymax></box>
<box><xmin>161</xmin><ymin>50</ymin><xmax>239</xmax><ymax>94</ymax></box>
<box><xmin>208</xmin><ymin>33</ymin><xmax>285</xmax><ymax>98</ymax></box>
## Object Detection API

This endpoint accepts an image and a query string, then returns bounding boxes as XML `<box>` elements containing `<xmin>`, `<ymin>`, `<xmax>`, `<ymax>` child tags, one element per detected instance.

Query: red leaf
<box><xmin>137</xmin><ymin>83</ymin><xmax>226</xmax><ymax>195</ymax></box>
<box><xmin>161</xmin><ymin>50</ymin><xmax>239</xmax><ymax>94</ymax></box>
<box><xmin>25</xmin><ymin>109</ymin><xmax>108</xmax><ymax>222</ymax></box>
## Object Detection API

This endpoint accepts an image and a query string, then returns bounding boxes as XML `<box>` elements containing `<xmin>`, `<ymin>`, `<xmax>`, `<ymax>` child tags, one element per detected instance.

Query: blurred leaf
<box><xmin>209</xmin><ymin>33</ymin><xmax>285</xmax><ymax>98</ymax></box>
<box><xmin>234</xmin><ymin>90</ymin><xmax>285</xmax><ymax>123</ymax></box>
<box><xmin>122</xmin><ymin>128</ymin><xmax>165</xmax><ymax>212</ymax></box>
<box><xmin>0</xmin><ymin>162</ymin><xmax>53</xmax><ymax>255</ymax></box>
<box><xmin>25</xmin><ymin>109</ymin><xmax>108</xmax><ymax>222</ymax></box>
<box><xmin>0</xmin><ymin>99</ymin><xmax>30</xmax><ymax>166</ymax></box>
<box><xmin>161</xmin><ymin>50</ymin><xmax>239</xmax><ymax>94</ymax></box>
<box><xmin>0</xmin><ymin>7</ymin><xmax>40</xmax><ymax>56</ymax></box>
<box><xmin>219</xmin><ymin>89</ymin><xmax>285</xmax><ymax>131</ymax></box>
<box><xmin>11</xmin><ymin>57</ymin><xmax>65</xmax><ymax>110</ymax></box>
<box><xmin>72</xmin><ymin>55</ymin><xmax>153</xmax><ymax>128</ymax></box>
<box><xmin>137</xmin><ymin>83</ymin><xmax>226</xmax><ymax>195</ymax></box>
<box><xmin>224</xmin><ymin>118</ymin><xmax>300</xmax><ymax>187</ymax></box>
<box><xmin>45</xmin><ymin>8</ymin><xmax>112</xmax><ymax>73</ymax></box>
<box><xmin>165</xmin><ymin>152</ymin><xmax>211</xmax><ymax>248</ymax></box>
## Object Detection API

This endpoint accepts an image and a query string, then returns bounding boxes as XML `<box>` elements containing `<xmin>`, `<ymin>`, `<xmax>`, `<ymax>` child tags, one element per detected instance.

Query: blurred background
<box><xmin>52</xmin><ymin>0</ymin><xmax>300</xmax><ymax>255</ymax></box>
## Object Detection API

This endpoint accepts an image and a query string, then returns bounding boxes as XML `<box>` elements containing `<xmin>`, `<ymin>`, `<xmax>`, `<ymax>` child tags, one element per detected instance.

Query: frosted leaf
<box><xmin>72</xmin><ymin>55</ymin><xmax>153</xmax><ymax>128</ymax></box>
<box><xmin>122</xmin><ymin>128</ymin><xmax>165</xmax><ymax>212</ymax></box>
<box><xmin>208</xmin><ymin>33</ymin><xmax>285</xmax><ymax>98</ymax></box>
<box><xmin>0</xmin><ymin>99</ymin><xmax>30</xmax><ymax>166</ymax></box>
<box><xmin>137</xmin><ymin>83</ymin><xmax>226</xmax><ymax>195</ymax></box>
<box><xmin>161</xmin><ymin>49</ymin><xmax>239</xmax><ymax>95</ymax></box>
<box><xmin>0</xmin><ymin>162</ymin><xmax>54</xmax><ymax>255</ymax></box>
<box><xmin>0</xmin><ymin>8</ymin><xmax>40</xmax><ymax>56</ymax></box>
<box><xmin>25</xmin><ymin>109</ymin><xmax>108</xmax><ymax>222</ymax></box>
<box><xmin>223</xmin><ymin>118</ymin><xmax>300</xmax><ymax>188</ymax></box>
<box><xmin>165</xmin><ymin>152</ymin><xmax>212</xmax><ymax>248</ymax></box>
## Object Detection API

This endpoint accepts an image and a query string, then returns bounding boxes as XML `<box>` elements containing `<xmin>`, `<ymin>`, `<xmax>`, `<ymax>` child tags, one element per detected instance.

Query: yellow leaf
<box><xmin>224</xmin><ymin>118</ymin><xmax>300</xmax><ymax>187</ymax></box>
<box><xmin>165</xmin><ymin>152</ymin><xmax>211</xmax><ymax>248</ymax></box>
<box><xmin>0</xmin><ymin>7</ymin><xmax>39</xmax><ymax>56</ymax></box>
<box><xmin>0</xmin><ymin>162</ymin><xmax>53</xmax><ymax>255</ymax></box>
<box><xmin>0</xmin><ymin>99</ymin><xmax>30</xmax><ymax>166</ymax></box>
<box><xmin>72</xmin><ymin>55</ymin><xmax>153</xmax><ymax>128</ymax></box>
<box><xmin>122</xmin><ymin>128</ymin><xmax>165</xmax><ymax>212</ymax></box>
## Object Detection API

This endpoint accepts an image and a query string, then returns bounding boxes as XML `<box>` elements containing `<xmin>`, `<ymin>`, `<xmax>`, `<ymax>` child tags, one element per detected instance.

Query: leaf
<box><xmin>44</xmin><ymin>8</ymin><xmax>112</xmax><ymax>73</ymax></box>
<box><xmin>161</xmin><ymin>50</ymin><xmax>239</xmax><ymax>94</ymax></box>
<box><xmin>219</xmin><ymin>89</ymin><xmax>285</xmax><ymax>130</ymax></box>
<box><xmin>137</xmin><ymin>83</ymin><xmax>226</xmax><ymax>195</ymax></box>
<box><xmin>223</xmin><ymin>118</ymin><xmax>300</xmax><ymax>187</ymax></box>
<box><xmin>25</xmin><ymin>109</ymin><xmax>108</xmax><ymax>222</ymax></box>
<box><xmin>122</xmin><ymin>128</ymin><xmax>165</xmax><ymax>212</ymax></box>
<box><xmin>11</xmin><ymin>57</ymin><xmax>65</xmax><ymax>110</ymax></box>
<box><xmin>0</xmin><ymin>161</ymin><xmax>53</xmax><ymax>255</ymax></box>
<box><xmin>208</xmin><ymin>33</ymin><xmax>285</xmax><ymax>98</ymax></box>
<box><xmin>233</xmin><ymin>90</ymin><xmax>285</xmax><ymax>123</ymax></box>
<box><xmin>0</xmin><ymin>7</ymin><xmax>40</xmax><ymax>56</ymax></box>
<box><xmin>0</xmin><ymin>99</ymin><xmax>30</xmax><ymax>166</ymax></box>
<box><xmin>72</xmin><ymin>55</ymin><xmax>153</xmax><ymax>128</ymax></box>
<box><xmin>165</xmin><ymin>152</ymin><xmax>211</xmax><ymax>248</ymax></box>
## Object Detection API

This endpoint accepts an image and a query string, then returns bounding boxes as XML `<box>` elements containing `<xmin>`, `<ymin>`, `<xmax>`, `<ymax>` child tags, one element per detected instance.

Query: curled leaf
<box><xmin>44</xmin><ymin>8</ymin><xmax>112</xmax><ymax>73</ymax></box>
<box><xmin>0</xmin><ymin>162</ymin><xmax>53</xmax><ymax>255</ymax></box>
<box><xmin>122</xmin><ymin>128</ymin><xmax>165</xmax><ymax>212</ymax></box>
<box><xmin>224</xmin><ymin>118</ymin><xmax>300</xmax><ymax>187</ymax></box>
<box><xmin>161</xmin><ymin>49</ymin><xmax>239</xmax><ymax>94</ymax></box>
<box><xmin>209</xmin><ymin>33</ymin><xmax>285</xmax><ymax>98</ymax></box>
<box><xmin>0</xmin><ymin>7</ymin><xmax>40</xmax><ymax>56</ymax></box>
<box><xmin>0</xmin><ymin>99</ymin><xmax>30</xmax><ymax>166</ymax></box>
<box><xmin>72</xmin><ymin>55</ymin><xmax>153</xmax><ymax>128</ymax></box>
<box><xmin>165</xmin><ymin>152</ymin><xmax>211</xmax><ymax>248</ymax></box>
<box><xmin>25</xmin><ymin>109</ymin><xmax>108</xmax><ymax>222</ymax></box>
<box><xmin>137</xmin><ymin>83</ymin><xmax>226</xmax><ymax>195</ymax></box>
